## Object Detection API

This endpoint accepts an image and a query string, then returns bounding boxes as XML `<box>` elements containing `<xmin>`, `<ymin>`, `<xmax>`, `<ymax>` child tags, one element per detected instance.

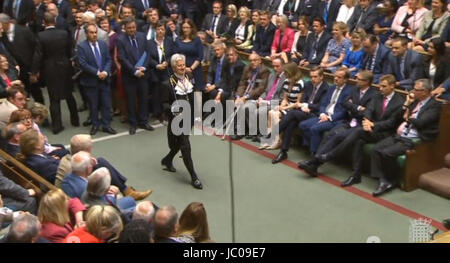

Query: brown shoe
<box><xmin>123</xmin><ymin>187</ymin><xmax>153</xmax><ymax>201</ymax></box>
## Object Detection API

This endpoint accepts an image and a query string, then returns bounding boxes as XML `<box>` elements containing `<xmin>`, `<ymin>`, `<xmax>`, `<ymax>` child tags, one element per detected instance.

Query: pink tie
<box><xmin>381</xmin><ymin>97</ymin><xmax>387</xmax><ymax>114</ymax></box>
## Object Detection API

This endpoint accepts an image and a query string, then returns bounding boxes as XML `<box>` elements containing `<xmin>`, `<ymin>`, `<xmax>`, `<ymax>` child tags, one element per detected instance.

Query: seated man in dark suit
<box><xmin>316</xmin><ymin>0</ymin><xmax>341</xmax><ymax>32</ymax></box>
<box><xmin>297</xmin><ymin>71</ymin><xmax>380</xmax><ymax>176</ymax></box>
<box><xmin>0</xmin><ymin>170</ymin><xmax>37</xmax><ymax>214</ymax></box>
<box><xmin>215</xmin><ymin>46</ymin><xmax>245</xmax><ymax>102</ymax></box>
<box><xmin>298</xmin><ymin>67</ymin><xmax>352</xmax><ymax>157</ymax></box>
<box><xmin>371</xmin><ymin>79</ymin><xmax>442</xmax><ymax>196</ymax></box>
<box><xmin>299</xmin><ymin>17</ymin><xmax>332</xmax><ymax>68</ymax></box>
<box><xmin>204</xmin><ymin>41</ymin><xmax>227</xmax><ymax>103</ymax></box>
<box><xmin>201</xmin><ymin>1</ymin><xmax>227</xmax><ymax>43</ymax></box>
<box><xmin>3</xmin><ymin>122</ymin><xmax>26</xmax><ymax>157</ymax></box>
<box><xmin>252</xmin><ymin>10</ymin><xmax>276</xmax><ymax>58</ymax></box>
<box><xmin>271</xmin><ymin>66</ymin><xmax>328</xmax><ymax>163</ymax></box>
<box><xmin>346</xmin><ymin>0</ymin><xmax>378</xmax><ymax>33</ymax></box>
<box><xmin>361</xmin><ymin>35</ymin><xmax>390</xmax><ymax>84</ymax></box>
<box><xmin>385</xmin><ymin>37</ymin><xmax>423</xmax><ymax>91</ymax></box>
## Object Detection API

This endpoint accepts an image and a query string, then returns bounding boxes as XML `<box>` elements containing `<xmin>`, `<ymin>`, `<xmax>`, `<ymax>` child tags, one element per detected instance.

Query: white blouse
<box><xmin>336</xmin><ymin>5</ymin><xmax>355</xmax><ymax>24</ymax></box>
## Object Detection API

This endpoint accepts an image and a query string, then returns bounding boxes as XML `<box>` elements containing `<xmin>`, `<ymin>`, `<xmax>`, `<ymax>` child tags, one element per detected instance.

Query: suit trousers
<box><xmin>150</xmin><ymin>81</ymin><xmax>164</xmax><ymax>118</ymax></box>
<box><xmin>96</xmin><ymin>157</ymin><xmax>128</xmax><ymax>192</ymax></box>
<box><xmin>49</xmin><ymin>93</ymin><xmax>78</xmax><ymax>130</ymax></box>
<box><xmin>299</xmin><ymin>117</ymin><xmax>340</xmax><ymax>154</ymax></box>
<box><xmin>370</xmin><ymin>135</ymin><xmax>415</xmax><ymax>183</ymax></box>
<box><xmin>123</xmin><ymin>77</ymin><xmax>149</xmax><ymax>127</ymax></box>
<box><xmin>277</xmin><ymin>110</ymin><xmax>312</xmax><ymax>152</ymax></box>
<box><xmin>84</xmin><ymin>82</ymin><xmax>112</xmax><ymax>128</ymax></box>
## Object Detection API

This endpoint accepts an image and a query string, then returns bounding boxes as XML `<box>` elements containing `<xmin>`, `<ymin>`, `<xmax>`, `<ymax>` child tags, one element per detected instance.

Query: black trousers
<box><xmin>371</xmin><ymin>135</ymin><xmax>415</xmax><ymax>183</ymax></box>
<box><xmin>49</xmin><ymin>93</ymin><xmax>79</xmax><ymax>130</ymax></box>
<box><xmin>278</xmin><ymin>109</ymin><xmax>312</xmax><ymax>152</ymax></box>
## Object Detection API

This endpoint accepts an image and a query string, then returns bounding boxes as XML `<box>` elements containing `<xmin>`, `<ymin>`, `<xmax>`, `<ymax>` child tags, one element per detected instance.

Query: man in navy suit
<box><xmin>132</xmin><ymin>0</ymin><xmax>157</xmax><ymax>20</ymax></box>
<box><xmin>117</xmin><ymin>18</ymin><xmax>153</xmax><ymax>135</ymax></box>
<box><xmin>3</xmin><ymin>0</ymin><xmax>34</xmax><ymax>25</ymax></box>
<box><xmin>77</xmin><ymin>23</ymin><xmax>117</xmax><ymax>135</ymax></box>
<box><xmin>252</xmin><ymin>10</ymin><xmax>276</xmax><ymax>57</ymax></box>
<box><xmin>55</xmin><ymin>0</ymin><xmax>74</xmax><ymax>26</ymax></box>
<box><xmin>385</xmin><ymin>37</ymin><xmax>423</xmax><ymax>91</ymax></box>
<box><xmin>316</xmin><ymin>0</ymin><xmax>341</xmax><ymax>32</ymax></box>
<box><xmin>361</xmin><ymin>35</ymin><xmax>390</xmax><ymax>83</ymax></box>
<box><xmin>201</xmin><ymin>1</ymin><xmax>227</xmax><ymax>43</ymax></box>
<box><xmin>298</xmin><ymin>67</ymin><xmax>352</xmax><ymax>157</ymax></box>
<box><xmin>300</xmin><ymin>17</ymin><xmax>332</xmax><ymax>68</ymax></box>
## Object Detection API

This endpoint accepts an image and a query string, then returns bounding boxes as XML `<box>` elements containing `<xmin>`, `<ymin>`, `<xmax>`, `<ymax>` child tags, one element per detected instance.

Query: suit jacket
<box><xmin>364</xmin><ymin>92</ymin><xmax>405</xmax><ymax>135</ymax></box>
<box><xmin>317</xmin><ymin>0</ymin><xmax>341</xmax><ymax>31</ymax></box>
<box><xmin>346</xmin><ymin>2</ymin><xmax>378</xmax><ymax>33</ymax></box>
<box><xmin>147</xmin><ymin>37</ymin><xmax>174</xmax><ymax>82</ymax></box>
<box><xmin>55</xmin><ymin>15</ymin><xmax>71</xmax><ymax>34</ymax></box>
<box><xmin>160</xmin><ymin>0</ymin><xmax>180</xmax><ymax>17</ymax></box>
<box><xmin>56</xmin><ymin>0</ymin><xmax>74</xmax><ymax>26</ymax></box>
<box><xmin>61</xmin><ymin>172</ymin><xmax>88</xmax><ymax>199</ymax></box>
<box><xmin>116</xmin><ymin>32</ymin><xmax>151</xmax><ymax>80</ymax></box>
<box><xmin>361</xmin><ymin>43</ymin><xmax>389</xmax><ymax>83</ymax></box>
<box><xmin>423</xmin><ymin>57</ymin><xmax>450</xmax><ymax>88</ymax></box>
<box><xmin>302</xmin><ymin>30</ymin><xmax>332</xmax><ymax>65</ymax></box>
<box><xmin>298</xmin><ymin>0</ymin><xmax>319</xmax><ymax>18</ymax></box>
<box><xmin>25</xmin><ymin>154</ymin><xmax>60</xmax><ymax>184</ymax></box>
<box><xmin>76</xmin><ymin>26</ymin><xmax>109</xmax><ymax>47</ymax></box>
<box><xmin>5</xmin><ymin>143</ymin><xmax>20</xmax><ymax>157</ymax></box>
<box><xmin>271</xmin><ymin>27</ymin><xmax>295</xmax><ymax>54</ymax></box>
<box><xmin>415</xmin><ymin>11</ymin><xmax>450</xmax><ymax>44</ymax></box>
<box><xmin>405</xmin><ymin>98</ymin><xmax>442</xmax><ymax>141</ymax></box>
<box><xmin>28</xmin><ymin>3</ymin><xmax>46</xmax><ymax>33</ymax></box>
<box><xmin>319</xmin><ymin>84</ymin><xmax>352</xmax><ymax>122</ymax></box>
<box><xmin>386</xmin><ymin>49</ymin><xmax>423</xmax><ymax>91</ymax></box>
<box><xmin>77</xmin><ymin>40</ymin><xmax>112</xmax><ymax>87</ymax></box>
<box><xmin>3</xmin><ymin>0</ymin><xmax>34</xmax><ymax>25</ymax></box>
<box><xmin>1</xmin><ymin>24</ymin><xmax>36</xmax><ymax>70</ymax></box>
<box><xmin>206</xmin><ymin>55</ymin><xmax>226</xmax><ymax>85</ymax></box>
<box><xmin>216</xmin><ymin>58</ymin><xmax>245</xmax><ymax>99</ymax></box>
<box><xmin>0</xmin><ymin>170</ymin><xmax>36</xmax><ymax>213</ymax></box>
<box><xmin>259</xmin><ymin>72</ymin><xmax>286</xmax><ymax>102</ymax></box>
<box><xmin>262</xmin><ymin>0</ymin><xmax>282</xmax><ymax>12</ymax></box>
<box><xmin>201</xmin><ymin>13</ymin><xmax>227</xmax><ymax>41</ymax></box>
<box><xmin>300</xmin><ymin>81</ymin><xmax>329</xmax><ymax>115</ymax></box>
<box><xmin>343</xmin><ymin>86</ymin><xmax>378</xmax><ymax>123</ymax></box>
<box><xmin>132</xmin><ymin>0</ymin><xmax>158</xmax><ymax>19</ymax></box>
<box><xmin>252</xmin><ymin>23</ymin><xmax>276</xmax><ymax>57</ymax></box>
<box><xmin>236</xmin><ymin>64</ymin><xmax>270</xmax><ymax>100</ymax></box>
<box><xmin>113</xmin><ymin>19</ymin><xmax>146</xmax><ymax>33</ymax></box>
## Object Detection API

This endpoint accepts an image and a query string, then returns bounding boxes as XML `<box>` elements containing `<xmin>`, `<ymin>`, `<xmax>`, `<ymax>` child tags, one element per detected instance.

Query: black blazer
<box><xmin>316</xmin><ymin>0</ymin><xmax>341</xmax><ymax>31</ymax></box>
<box><xmin>346</xmin><ymin>2</ymin><xmax>378</xmax><ymax>33</ymax></box>
<box><xmin>298</xmin><ymin>0</ymin><xmax>319</xmax><ymax>18</ymax></box>
<box><xmin>300</xmin><ymin>81</ymin><xmax>329</xmax><ymax>115</ymax></box>
<box><xmin>3</xmin><ymin>0</ymin><xmax>34</xmax><ymax>25</ymax></box>
<box><xmin>423</xmin><ymin>57</ymin><xmax>450</xmax><ymax>89</ymax></box>
<box><xmin>302</xmin><ymin>31</ymin><xmax>332</xmax><ymax>65</ymax></box>
<box><xmin>28</xmin><ymin>3</ymin><xmax>46</xmax><ymax>33</ymax></box>
<box><xmin>386</xmin><ymin>49</ymin><xmax>424</xmax><ymax>91</ymax></box>
<box><xmin>132</xmin><ymin>0</ymin><xmax>158</xmax><ymax>19</ymax></box>
<box><xmin>1</xmin><ymin>24</ymin><xmax>36</xmax><ymax>70</ymax></box>
<box><xmin>406</xmin><ymin>98</ymin><xmax>441</xmax><ymax>141</ymax></box>
<box><xmin>343</xmin><ymin>86</ymin><xmax>378</xmax><ymax>123</ymax></box>
<box><xmin>361</xmin><ymin>43</ymin><xmax>390</xmax><ymax>83</ymax></box>
<box><xmin>57</xmin><ymin>0</ymin><xmax>74</xmax><ymax>26</ymax></box>
<box><xmin>147</xmin><ymin>37</ymin><xmax>174</xmax><ymax>82</ymax></box>
<box><xmin>364</xmin><ymin>92</ymin><xmax>405</xmax><ymax>134</ymax></box>
<box><xmin>252</xmin><ymin>23</ymin><xmax>276</xmax><ymax>57</ymax></box>
<box><xmin>216</xmin><ymin>58</ymin><xmax>245</xmax><ymax>99</ymax></box>
<box><xmin>202</xmin><ymin>13</ymin><xmax>227</xmax><ymax>41</ymax></box>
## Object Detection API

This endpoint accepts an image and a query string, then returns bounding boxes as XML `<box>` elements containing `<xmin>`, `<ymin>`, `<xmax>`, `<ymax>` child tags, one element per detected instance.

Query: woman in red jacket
<box><xmin>271</xmin><ymin>15</ymin><xmax>295</xmax><ymax>63</ymax></box>
<box><xmin>38</xmin><ymin>189</ymin><xmax>86</xmax><ymax>243</ymax></box>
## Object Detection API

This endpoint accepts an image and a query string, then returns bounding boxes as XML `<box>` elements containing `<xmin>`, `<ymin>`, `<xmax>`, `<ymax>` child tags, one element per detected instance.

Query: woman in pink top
<box><xmin>390</xmin><ymin>0</ymin><xmax>428</xmax><ymax>44</ymax></box>
<box><xmin>271</xmin><ymin>15</ymin><xmax>295</xmax><ymax>64</ymax></box>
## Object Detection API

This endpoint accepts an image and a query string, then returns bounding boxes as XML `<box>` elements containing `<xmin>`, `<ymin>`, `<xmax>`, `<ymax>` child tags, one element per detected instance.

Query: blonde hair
<box><xmin>238</xmin><ymin>6</ymin><xmax>251</xmax><ymax>20</ymax></box>
<box><xmin>86</xmin><ymin>205</ymin><xmax>123</xmax><ymax>242</ymax></box>
<box><xmin>29</xmin><ymin>102</ymin><xmax>49</xmax><ymax>120</ymax></box>
<box><xmin>17</xmin><ymin>129</ymin><xmax>40</xmax><ymax>161</ymax></box>
<box><xmin>176</xmin><ymin>202</ymin><xmax>210</xmax><ymax>243</ymax></box>
<box><xmin>226</xmin><ymin>4</ymin><xmax>237</xmax><ymax>18</ymax></box>
<box><xmin>38</xmin><ymin>189</ymin><xmax>70</xmax><ymax>226</ymax></box>
<box><xmin>333</xmin><ymin>21</ymin><xmax>349</xmax><ymax>36</ymax></box>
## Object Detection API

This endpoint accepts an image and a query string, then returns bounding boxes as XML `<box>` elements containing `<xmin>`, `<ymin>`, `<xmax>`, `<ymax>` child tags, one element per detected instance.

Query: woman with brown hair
<box><xmin>174</xmin><ymin>202</ymin><xmax>211</xmax><ymax>243</ymax></box>
<box><xmin>38</xmin><ymin>189</ymin><xmax>86</xmax><ymax>243</ymax></box>
<box><xmin>8</xmin><ymin>109</ymin><xmax>33</xmax><ymax>130</ymax></box>
<box><xmin>291</xmin><ymin>16</ymin><xmax>311</xmax><ymax>63</ymax></box>
<box><xmin>105</xmin><ymin>3</ymin><xmax>120</xmax><ymax>28</ymax></box>
<box><xmin>173</xmin><ymin>18</ymin><xmax>204</xmax><ymax>91</ymax></box>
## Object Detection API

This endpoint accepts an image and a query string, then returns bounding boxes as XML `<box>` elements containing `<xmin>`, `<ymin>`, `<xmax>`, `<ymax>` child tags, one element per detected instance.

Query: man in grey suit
<box><xmin>262</xmin><ymin>0</ymin><xmax>282</xmax><ymax>13</ymax></box>
<box><xmin>76</xmin><ymin>11</ymin><xmax>109</xmax><ymax>46</ymax></box>
<box><xmin>201</xmin><ymin>1</ymin><xmax>227</xmax><ymax>43</ymax></box>
<box><xmin>385</xmin><ymin>37</ymin><xmax>423</xmax><ymax>91</ymax></box>
<box><xmin>0</xmin><ymin>170</ymin><xmax>37</xmax><ymax>214</ymax></box>
<box><xmin>346</xmin><ymin>0</ymin><xmax>378</xmax><ymax>33</ymax></box>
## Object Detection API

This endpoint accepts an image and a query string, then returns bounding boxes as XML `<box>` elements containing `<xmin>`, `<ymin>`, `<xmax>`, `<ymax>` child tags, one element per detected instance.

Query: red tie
<box><xmin>75</xmin><ymin>27</ymin><xmax>80</xmax><ymax>43</ymax></box>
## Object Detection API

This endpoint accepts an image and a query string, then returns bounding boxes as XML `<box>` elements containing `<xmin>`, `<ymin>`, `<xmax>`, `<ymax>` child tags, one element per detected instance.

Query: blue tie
<box><xmin>13</xmin><ymin>0</ymin><xmax>22</xmax><ymax>19</ymax></box>
<box><xmin>93</xmin><ymin>42</ymin><xmax>103</xmax><ymax>71</ymax></box>
<box><xmin>131</xmin><ymin>36</ymin><xmax>139</xmax><ymax>57</ymax></box>
<box><xmin>324</xmin><ymin>1</ymin><xmax>329</xmax><ymax>23</ymax></box>
<box><xmin>215</xmin><ymin>58</ymin><xmax>222</xmax><ymax>84</ymax></box>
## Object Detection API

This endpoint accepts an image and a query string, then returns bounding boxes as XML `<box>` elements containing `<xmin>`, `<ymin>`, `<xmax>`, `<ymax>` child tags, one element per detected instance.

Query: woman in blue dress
<box><xmin>173</xmin><ymin>18</ymin><xmax>204</xmax><ymax>91</ymax></box>
<box><xmin>373</xmin><ymin>0</ymin><xmax>398</xmax><ymax>44</ymax></box>
<box><xmin>343</xmin><ymin>29</ymin><xmax>366</xmax><ymax>78</ymax></box>
<box><xmin>320</xmin><ymin>22</ymin><xmax>352</xmax><ymax>73</ymax></box>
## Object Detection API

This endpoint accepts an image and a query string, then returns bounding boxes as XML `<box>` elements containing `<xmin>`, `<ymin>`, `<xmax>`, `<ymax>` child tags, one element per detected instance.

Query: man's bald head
<box><xmin>70</xmin><ymin>134</ymin><xmax>93</xmax><ymax>154</ymax></box>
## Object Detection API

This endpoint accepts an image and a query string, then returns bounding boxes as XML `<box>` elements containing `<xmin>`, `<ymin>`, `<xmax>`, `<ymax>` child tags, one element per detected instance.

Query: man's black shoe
<box><xmin>191</xmin><ymin>179</ymin><xmax>203</xmax><ymax>189</ymax></box>
<box><xmin>161</xmin><ymin>158</ymin><xmax>176</xmax><ymax>172</ymax></box>
<box><xmin>139</xmin><ymin>123</ymin><xmax>154</xmax><ymax>131</ymax></box>
<box><xmin>373</xmin><ymin>182</ymin><xmax>395</xmax><ymax>197</ymax></box>
<box><xmin>83</xmin><ymin>119</ymin><xmax>92</xmax><ymax>127</ymax></box>
<box><xmin>102</xmin><ymin>127</ymin><xmax>117</xmax><ymax>134</ymax></box>
<box><xmin>90</xmin><ymin>126</ymin><xmax>99</xmax><ymax>135</ymax></box>
<box><xmin>297</xmin><ymin>160</ymin><xmax>318</xmax><ymax>177</ymax></box>
<box><xmin>129</xmin><ymin>126</ymin><xmax>136</xmax><ymax>135</ymax></box>
<box><xmin>341</xmin><ymin>176</ymin><xmax>361</xmax><ymax>187</ymax></box>
<box><xmin>272</xmin><ymin>151</ymin><xmax>287</xmax><ymax>164</ymax></box>
<box><xmin>252</xmin><ymin>136</ymin><xmax>261</xmax><ymax>142</ymax></box>
<box><xmin>230</xmin><ymin>135</ymin><xmax>244</xmax><ymax>140</ymax></box>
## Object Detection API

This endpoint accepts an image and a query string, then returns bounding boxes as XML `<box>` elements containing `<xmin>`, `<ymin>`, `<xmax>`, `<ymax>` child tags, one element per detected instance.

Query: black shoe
<box><xmin>341</xmin><ymin>176</ymin><xmax>361</xmax><ymax>187</ymax></box>
<box><xmin>83</xmin><ymin>119</ymin><xmax>92</xmax><ymax>127</ymax></box>
<box><xmin>129</xmin><ymin>126</ymin><xmax>136</xmax><ymax>135</ymax></box>
<box><xmin>52</xmin><ymin>126</ymin><xmax>65</xmax><ymax>135</ymax></box>
<box><xmin>139</xmin><ymin>123</ymin><xmax>154</xmax><ymax>131</ymax></box>
<box><xmin>252</xmin><ymin>136</ymin><xmax>261</xmax><ymax>143</ymax></box>
<box><xmin>264</xmin><ymin>132</ymin><xmax>272</xmax><ymax>139</ymax></box>
<box><xmin>272</xmin><ymin>151</ymin><xmax>287</xmax><ymax>164</ymax></box>
<box><xmin>161</xmin><ymin>158</ymin><xmax>176</xmax><ymax>172</ymax></box>
<box><xmin>316</xmin><ymin>153</ymin><xmax>332</xmax><ymax>163</ymax></box>
<box><xmin>297</xmin><ymin>160</ymin><xmax>318</xmax><ymax>177</ymax></box>
<box><xmin>245</xmin><ymin>135</ymin><xmax>253</xmax><ymax>139</ymax></box>
<box><xmin>90</xmin><ymin>126</ymin><xmax>99</xmax><ymax>135</ymax></box>
<box><xmin>191</xmin><ymin>179</ymin><xmax>203</xmax><ymax>189</ymax></box>
<box><xmin>102</xmin><ymin>127</ymin><xmax>117</xmax><ymax>134</ymax></box>
<box><xmin>230</xmin><ymin>135</ymin><xmax>244</xmax><ymax>140</ymax></box>
<box><xmin>373</xmin><ymin>182</ymin><xmax>395</xmax><ymax>197</ymax></box>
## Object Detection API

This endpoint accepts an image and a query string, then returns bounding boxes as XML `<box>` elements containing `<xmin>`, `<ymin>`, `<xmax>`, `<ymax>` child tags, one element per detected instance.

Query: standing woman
<box><xmin>105</xmin><ymin>3</ymin><xmax>120</xmax><ymax>29</ymax></box>
<box><xmin>161</xmin><ymin>54</ymin><xmax>203</xmax><ymax>190</ymax></box>
<box><xmin>173</xmin><ymin>19</ymin><xmax>204</xmax><ymax>91</ymax></box>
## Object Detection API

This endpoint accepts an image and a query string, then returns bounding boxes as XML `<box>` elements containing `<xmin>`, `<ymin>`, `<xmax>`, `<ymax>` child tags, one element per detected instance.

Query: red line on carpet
<box><xmin>210</xmin><ymin>130</ymin><xmax>445</xmax><ymax>231</ymax></box>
